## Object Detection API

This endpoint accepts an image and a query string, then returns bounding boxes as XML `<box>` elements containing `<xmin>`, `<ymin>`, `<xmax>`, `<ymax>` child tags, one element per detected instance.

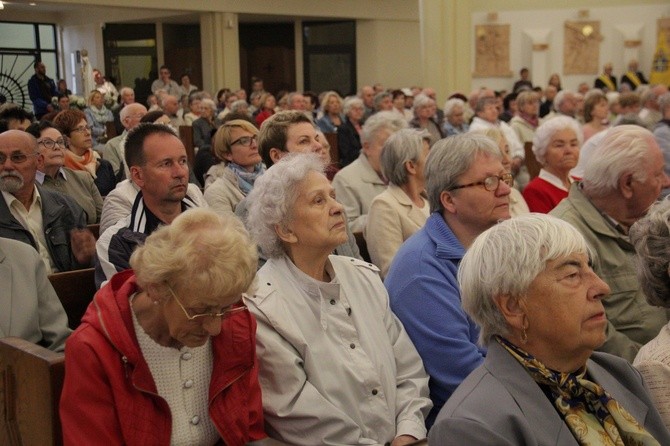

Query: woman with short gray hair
<box><xmin>192</xmin><ymin>98</ymin><xmax>217</xmax><ymax>152</ymax></box>
<box><xmin>442</xmin><ymin>98</ymin><xmax>468</xmax><ymax>136</ymax></box>
<box><xmin>522</xmin><ymin>115</ymin><xmax>581</xmax><ymax>213</ymax></box>
<box><xmin>429</xmin><ymin>213</ymin><xmax>670</xmax><ymax>445</ymax></box>
<box><xmin>631</xmin><ymin>197</ymin><xmax>670</xmax><ymax>430</ymax></box>
<box><xmin>410</xmin><ymin>93</ymin><xmax>445</xmax><ymax>146</ymax></box>
<box><xmin>337</xmin><ymin>96</ymin><xmax>365</xmax><ymax>168</ymax></box>
<box><xmin>244</xmin><ymin>153</ymin><xmax>432</xmax><ymax>445</ymax></box>
<box><xmin>366</xmin><ymin>128</ymin><xmax>431</xmax><ymax>277</ymax></box>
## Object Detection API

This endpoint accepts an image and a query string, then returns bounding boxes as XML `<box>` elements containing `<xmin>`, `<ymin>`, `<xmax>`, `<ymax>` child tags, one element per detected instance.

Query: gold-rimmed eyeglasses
<box><xmin>167</xmin><ymin>285</ymin><xmax>247</xmax><ymax>321</ymax></box>
<box><xmin>448</xmin><ymin>173</ymin><xmax>514</xmax><ymax>192</ymax></box>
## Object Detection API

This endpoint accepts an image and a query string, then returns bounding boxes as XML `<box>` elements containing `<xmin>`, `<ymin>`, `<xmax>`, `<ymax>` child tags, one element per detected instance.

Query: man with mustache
<box><xmin>0</xmin><ymin>130</ymin><xmax>95</xmax><ymax>273</ymax></box>
<box><xmin>95</xmin><ymin>123</ymin><xmax>203</xmax><ymax>287</ymax></box>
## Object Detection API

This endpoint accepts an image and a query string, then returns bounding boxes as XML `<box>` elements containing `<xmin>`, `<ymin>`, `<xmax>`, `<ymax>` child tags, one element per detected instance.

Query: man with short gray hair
<box><xmin>551</xmin><ymin>125</ymin><xmax>670</xmax><ymax>362</ymax></box>
<box><xmin>160</xmin><ymin>94</ymin><xmax>184</xmax><ymax>128</ymax></box>
<box><xmin>385</xmin><ymin>133</ymin><xmax>512</xmax><ymax>427</ymax></box>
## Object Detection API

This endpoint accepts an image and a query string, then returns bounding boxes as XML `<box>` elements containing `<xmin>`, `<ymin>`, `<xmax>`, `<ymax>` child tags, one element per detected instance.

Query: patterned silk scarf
<box><xmin>496</xmin><ymin>336</ymin><xmax>660</xmax><ymax>446</ymax></box>
<box><xmin>226</xmin><ymin>162</ymin><xmax>265</xmax><ymax>195</ymax></box>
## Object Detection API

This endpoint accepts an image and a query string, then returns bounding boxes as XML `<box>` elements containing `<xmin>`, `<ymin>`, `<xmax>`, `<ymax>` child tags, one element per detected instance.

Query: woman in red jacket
<box><xmin>60</xmin><ymin>209</ymin><xmax>280</xmax><ymax>446</ymax></box>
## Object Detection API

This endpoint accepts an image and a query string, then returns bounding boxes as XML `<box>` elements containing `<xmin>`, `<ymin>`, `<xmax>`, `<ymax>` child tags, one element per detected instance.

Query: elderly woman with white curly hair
<box><xmin>522</xmin><ymin>115</ymin><xmax>582</xmax><ymax>213</ymax></box>
<box><xmin>429</xmin><ymin>213</ymin><xmax>670</xmax><ymax>445</ymax></box>
<box><xmin>631</xmin><ymin>197</ymin><xmax>670</xmax><ymax>430</ymax></box>
<box><xmin>366</xmin><ymin>128</ymin><xmax>431</xmax><ymax>277</ymax></box>
<box><xmin>244</xmin><ymin>153</ymin><xmax>432</xmax><ymax>446</ymax></box>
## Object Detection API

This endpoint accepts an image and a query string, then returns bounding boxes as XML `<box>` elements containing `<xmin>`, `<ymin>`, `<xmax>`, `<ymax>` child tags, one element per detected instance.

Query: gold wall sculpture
<box><xmin>563</xmin><ymin>20</ymin><xmax>603</xmax><ymax>75</ymax></box>
<box><xmin>473</xmin><ymin>24</ymin><xmax>512</xmax><ymax>78</ymax></box>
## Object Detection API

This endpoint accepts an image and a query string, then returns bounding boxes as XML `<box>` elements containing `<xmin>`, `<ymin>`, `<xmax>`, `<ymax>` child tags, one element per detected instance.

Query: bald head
<box><xmin>0</xmin><ymin>129</ymin><xmax>37</xmax><ymax>150</ymax></box>
<box><xmin>120</xmin><ymin>103</ymin><xmax>148</xmax><ymax>130</ymax></box>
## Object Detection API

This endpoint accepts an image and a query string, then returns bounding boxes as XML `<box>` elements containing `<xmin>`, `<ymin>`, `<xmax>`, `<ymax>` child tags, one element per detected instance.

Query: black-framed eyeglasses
<box><xmin>167</xmin><ymin>285</ymin><xmax>247</xmax><ymax>321</ymax></box>
<box><xmin>230</xmin><ymin>135</ymin><xmax>258</xmax><ymax>147</ymax></box>
<box><xmin>449</xmin><ymin>173</ymin><xmax>514</xmax><ymax>192</ymax></box>
<box><xmin>0</xmin><ymin>152</ymin><xmax>39</xmax><ymax>164</ymax></box>
<box><xmin>38</xmin><ymin>138</ymin><xmax>67</xmax><ymax>150</ymax></box>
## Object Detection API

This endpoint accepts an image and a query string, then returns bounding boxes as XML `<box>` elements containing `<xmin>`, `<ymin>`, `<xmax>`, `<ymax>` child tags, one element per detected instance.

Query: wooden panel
<box><xmin>524</xmin><ymin>141</ymin><xmax>542</xmax><ymax>180</ymax></box>
<box><xmin>105</xmin><ymin>121</ymin><xmax>118</xmax><ymax>139</ymax></box>
<box><xmin>86</xmin><ymin>223</ymin><xmax>100</xmax><ymax>240</ymax></box>
<box><xmin>179</xmin><ymin>125</ymin><xmax>195</xmax><ymax>168</ymax></box>
<box><xmin>0</xmin><ymin>337</ymin><xmax>65</xmax><ymax>446</ymax></box>
<box><xmin>48</xmin><ymin>268</ymin><xmax>97</xmax><ymax>330</ymax></box>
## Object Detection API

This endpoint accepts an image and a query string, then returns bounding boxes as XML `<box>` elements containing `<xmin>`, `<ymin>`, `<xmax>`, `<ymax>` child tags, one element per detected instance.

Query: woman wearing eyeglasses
<box><xmin>53</xmin><ymin>108</ymin><xmax>117</xmax><ymax>196</ymax></box>
<box><xmin>203</xmin><ymin>119</ymin><xmax>265</xmax><ymax>216</ymax></box>
<box><xmin>522</xmin><ymin>116</ymin><xmax>582</xmax><ymax>213</ymax></box>
<box><xmin>25</xmin><ymin>121</ymin><xmax>103</xmax><ymax>223</ymax></box>
<box><xmin>60</xmin><ymin>208</ymin><xmax>280</xmax><ymax>446</ymax></box>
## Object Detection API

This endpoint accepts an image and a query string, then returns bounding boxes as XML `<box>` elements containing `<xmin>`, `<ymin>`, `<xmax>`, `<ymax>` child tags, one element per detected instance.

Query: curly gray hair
<box><xmin>246</xmin><ymin>153</ymin><xmax>325</xmax><ymax>258</ymax></box>
<box><xmin>630</xmin><ymin>197</ymin><xmax>670</xmax><ymax>307</ymax></box>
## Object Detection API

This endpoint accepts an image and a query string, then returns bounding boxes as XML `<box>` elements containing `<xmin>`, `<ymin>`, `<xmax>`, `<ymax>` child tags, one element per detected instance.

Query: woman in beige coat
<box><xmin>366</xmin><ymin>129</ymin><xmax>431</xmax><ymax>277</ymax></box>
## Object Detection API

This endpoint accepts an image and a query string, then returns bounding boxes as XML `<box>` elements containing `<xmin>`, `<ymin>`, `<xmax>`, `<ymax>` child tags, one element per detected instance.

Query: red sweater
<box><xmin>60</xmin><ymin>270</ymin><xmax>267</xmax><ymax>446</ymax></box>
<box><xmin>522</xmin><ymin>177</ymin><xmax>569</xmax><ymax>214</ymax></box>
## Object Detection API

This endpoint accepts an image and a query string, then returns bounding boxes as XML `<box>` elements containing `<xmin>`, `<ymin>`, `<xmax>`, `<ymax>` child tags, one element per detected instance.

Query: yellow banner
<box><xmin>650</xmin><ymin>29</ymin><xmax>670</xmax><ymax>86</ymax></box>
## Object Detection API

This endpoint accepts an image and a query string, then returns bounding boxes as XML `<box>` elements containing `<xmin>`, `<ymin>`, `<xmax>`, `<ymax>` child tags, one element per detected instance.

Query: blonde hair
<box><xmin>213</xmin><ymin>119</ymin><xmax>259</xmax><ymax>162</ymax></box>
<box><xmin>130</xmin><ymin>208</ymin><xmax>258</xmax><ymax>300</ymax></box>
<box><xmin>87</xmin><ymin>90</ymin><xmax>103</xmax><ymax>107</ymax></box>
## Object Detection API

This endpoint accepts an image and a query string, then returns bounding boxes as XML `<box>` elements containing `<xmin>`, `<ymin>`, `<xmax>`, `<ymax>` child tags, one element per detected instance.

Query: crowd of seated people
<box><xmin>3</xmin><ymin>62</ymin><xmax>670</xmax><ymax>444</ymax></box>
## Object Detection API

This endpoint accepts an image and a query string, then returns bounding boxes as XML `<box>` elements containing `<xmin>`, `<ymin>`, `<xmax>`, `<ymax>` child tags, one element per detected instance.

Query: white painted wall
<box><xmin>470</xmin><ymin>3</ymin><xmax>670</xmax><ymax>92</ymax></box>
<box><xmin>60</xmin><ymin>23</ymin><xmax>104</xmax><ymax>95</ymax></box>
<box><xmin>357</xmin><ymin>19</ymin><xmax>422</xmax><ymax>90</ymax></box>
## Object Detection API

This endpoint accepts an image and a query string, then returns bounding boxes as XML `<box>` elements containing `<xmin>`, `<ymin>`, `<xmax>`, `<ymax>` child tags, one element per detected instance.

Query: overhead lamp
<box><xmin>0</xmin><ymin>2</ymin><xmax>4</xmax><ymax>10</ymax></box>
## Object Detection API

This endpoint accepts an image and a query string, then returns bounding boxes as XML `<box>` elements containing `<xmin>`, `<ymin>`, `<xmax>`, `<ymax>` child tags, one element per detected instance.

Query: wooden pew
<box><xmin>48</xmin><ymin>268</ymin><xmax>97</xmax><ymax>330</ymax></box>
<box><xmin>524</xmin><ymin>141</ymin><xmax>542</xmax><ymax>180</ymax></box>
<box><xmin>105</xmin><ymin>121</ymin><xmax>117</xmax><ymax>139</ymax></box>
<box><xmin>0</xmin><ymin>337</ymin><xmax>65</xmax><ymax>446</ymax></box>
<box><xmin>86</xmin><ymin>223</ymin><xmax>100</xmax><ymax>240</ymax></box>
<box><xmin>179</xmin><ymin>125</ymin><xmax>196</xmax><ymax>168</ymax></box>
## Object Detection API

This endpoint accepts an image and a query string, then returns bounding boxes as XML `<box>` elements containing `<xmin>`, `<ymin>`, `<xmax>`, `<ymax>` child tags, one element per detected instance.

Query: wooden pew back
<box><xmin>48</xmin><ymin>268</ymin><xmax>97</xmax><ymax>330</ymax></box>
<box><xmin>179</xmin><ymin>125</ymin><xmax>196</xmax><ymax>168</ymax></box>
<box><xmin>524</xmin><ymin>141</ymin><xmax>542</xmax><ymax>180</ymax></box>
<box><xmin>0</xmin><ymin>337</ymin><xmax>65</xmax><ymax>446</ymax></box>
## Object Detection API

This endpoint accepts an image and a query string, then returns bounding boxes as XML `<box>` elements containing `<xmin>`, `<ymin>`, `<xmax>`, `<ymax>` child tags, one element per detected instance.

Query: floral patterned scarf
<box><xmin>496</xmin><ymin>336</ymin><xmax>660</xmax><ymax>446</ymax></box>
<box><xmin>226</xmin><ymin>162</ymin><xmax>265</xmax><ymax>195</ymax></box>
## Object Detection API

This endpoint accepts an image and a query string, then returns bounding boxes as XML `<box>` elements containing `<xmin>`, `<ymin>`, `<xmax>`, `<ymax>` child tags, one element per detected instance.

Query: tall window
<box><xmin>0</xmin><ymin>21</ymin><xmax>58</xmax><ymax>112</ymax></box>
<box><xmin>303</xmin><ymin>21</ymin><xmax>356</xmax><ymax>96</ymax></box>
